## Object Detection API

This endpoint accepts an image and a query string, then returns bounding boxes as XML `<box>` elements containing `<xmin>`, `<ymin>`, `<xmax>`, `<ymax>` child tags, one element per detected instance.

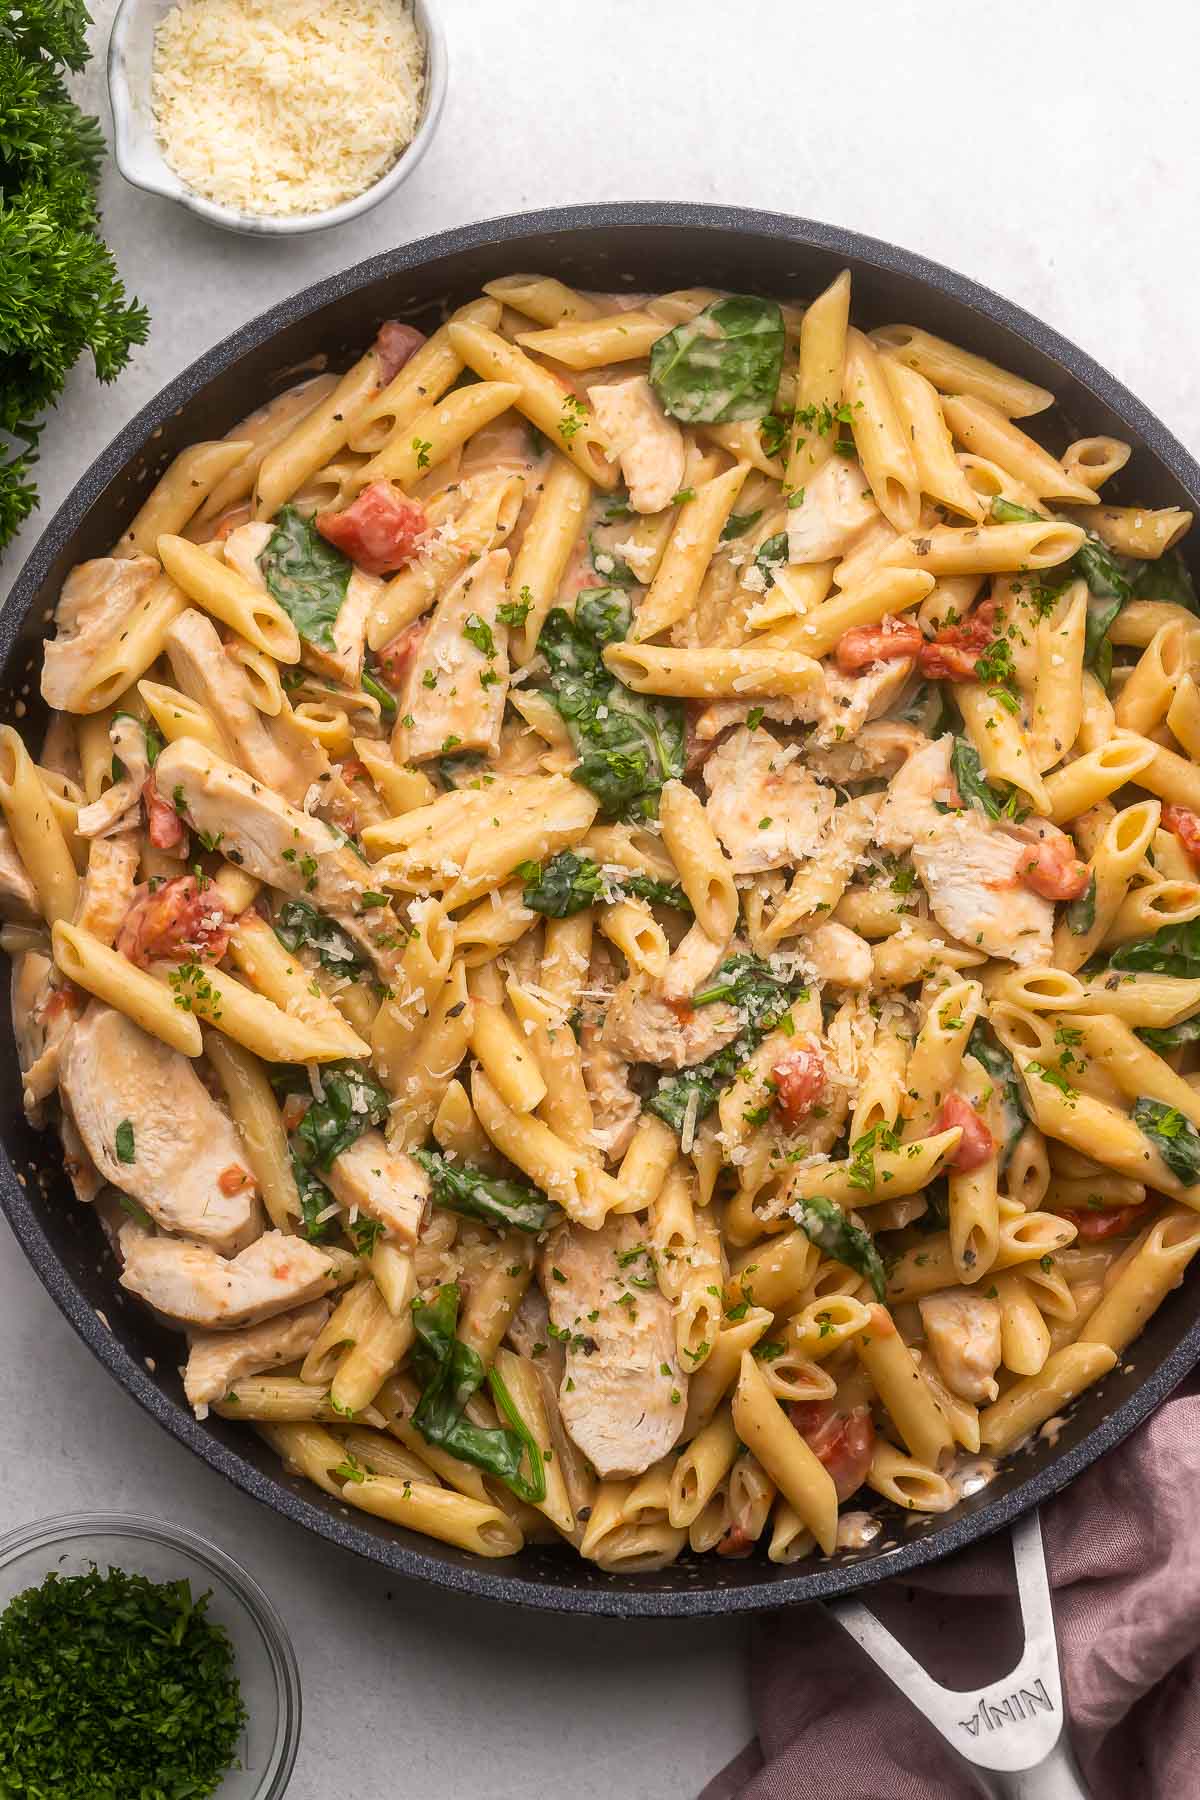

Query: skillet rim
<box><xmin>3</xmin><ymin>200</ymin><xmax>1200</xmax><ymax>1619</ymax></box>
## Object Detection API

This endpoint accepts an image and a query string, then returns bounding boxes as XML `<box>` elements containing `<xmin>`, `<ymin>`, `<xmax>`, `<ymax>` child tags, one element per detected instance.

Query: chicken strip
<box><xmin>184</xmin><ymin>1299</ymin><xmax>331</xmax><ymax>1413</ymax></box>
<box><xmin>785</xmin><ymin>455</ymin><xmax>879</xmax><ymax>562</ymax></box>
<box><xmin>919</xmin><ymin>1290</ymin><xmax>1002</xmax><ymax>1404</ymax></box>
<box><xmin>60</xmin><ymin>1004</ymin><xmax>259</xmax><ymax>1255</ymax></box>
<box><xmin>587</xmin><ymin>376</ymin><xmax>685</xmax><ymax>515</ymax></box>
<box><xmin>324</xmin><ymin>1131</ymin><xmax>429</xmax><ymax>1245</ymax></box>
<box><xmin>153</xmin><ymin>735</ymin><xmax>405</xmax><ymax>982</ymax></box>
<box><xmin>41</xmin><ymin>557</ymin><xmax>161</xmax><ymax>713</ymax></box>
<box><xmin>702</xmin><ymin>727</ymin><xmax>834</xmax><ymax>873</ymax></box>
<box><xmin>393</xmin><ymin>549</ymin><xmax>511</xmax><ymax>764</ymax></box>
<box><xmin>545</xmin><ymin>1216</ymin><xmax>687</xmax><ymax>1478</ymax></box>
<box><xmin>120</xmin><ymin>1225</ymin><xmax>338</xmax><ymax>1330</ymax></box>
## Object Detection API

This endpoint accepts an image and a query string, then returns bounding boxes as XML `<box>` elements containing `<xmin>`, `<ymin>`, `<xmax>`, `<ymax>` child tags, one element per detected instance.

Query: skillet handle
<box><xmin>823</xmin><ymin>1508</ymin><xmax>1089</xmax><ymax>1798</ymax></box>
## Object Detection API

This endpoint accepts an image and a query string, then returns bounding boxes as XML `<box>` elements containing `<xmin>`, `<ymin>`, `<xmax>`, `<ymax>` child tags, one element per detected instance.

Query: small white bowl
<box><xmin>107</xmin><ymin>0</ymin><xmax>447</xmax><ymax>237</ymax></box>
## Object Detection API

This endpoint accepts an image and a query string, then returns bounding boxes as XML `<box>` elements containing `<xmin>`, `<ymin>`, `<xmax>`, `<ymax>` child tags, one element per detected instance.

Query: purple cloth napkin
<box><xmin>700</xmin><ymin>1377</ymin><xmax>1200</xmax><ymax>1800</ymax></box>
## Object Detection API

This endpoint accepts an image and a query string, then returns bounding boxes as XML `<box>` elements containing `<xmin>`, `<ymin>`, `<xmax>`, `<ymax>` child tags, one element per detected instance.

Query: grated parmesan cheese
<box><xmin>152</xmin><ymin>0</ymin><xmax>426</xmax><ymax>218</ymax></box>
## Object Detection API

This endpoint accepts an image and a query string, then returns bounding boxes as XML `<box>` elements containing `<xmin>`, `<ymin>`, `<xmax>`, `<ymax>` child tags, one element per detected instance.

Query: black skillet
<box><xmin>3</xmin><ymin>205</ymin><xmax>1197</xmax><ymax>1794</ymax></box>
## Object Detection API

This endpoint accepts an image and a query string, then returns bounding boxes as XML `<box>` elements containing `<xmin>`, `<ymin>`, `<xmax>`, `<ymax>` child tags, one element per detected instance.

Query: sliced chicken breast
<box><xmin>184</xmin><ymin>1298</ymin><xmax>331</xmax><ymax>1411</ymax></box>
<box><xmin>602</xmin><ymin>974</ymin><xmax>742</xmax><ymax>1071</ymax></box>
<box><xmin>11</xmin><ymin>952</ymin><xmax>81</xmax><ymax>1122</ymax></box>
<box><xmin>805</xmin><ymin>720</ymin><xmax>926</xmax><ymax>785</ymax></box>
<box><xmin>41</xmin><ymin>557</ymin><xmax>161</xmax><ymax>713</ymax></box>
<box><xmin>0</xmin><ymin>822</ymin><xmax>39</xmax><ymax>924</ymax></box>
<box><xmin>702</xmin><ymin>727</ymin><xmax>834</xmax><ymax>873</ymax></box>
<box><xmin>120</xmin><ymin>1225</ymin><xmax>338</xmax><ymax>1330</ymax></box>
<box><xmin>153</xmin><ymin>735</ymin><xmax>404</xmax><ymax>981</ymax></box>
<box><xmin>165</xmin><ymin>608</ymin><xmax>327</xmax><ymax>806</ymax></box>
<box><xmin>913</xmin><ymin>812</ymin><xmax>1055</xmax><ymax>967</ymax></box>
<box><xmin>60</xmin><ymin>1004</ymin><xmax>259</xmax><ymax>1254</ymax></box>
<box><xmin>545</xmin><ymin>1216</ymin><xmax>686</xmax><ymax>1478</ymax></box>
<box><xmin>393</xmin><ymin>549</ymin><xmax>511</xmax><ymax>764</ymax></box>
<box><xmin>875</xmin><ymin>734</ymin><xmax>958</xmax><ymax>853</ymax></box>
<box><xmin>587</xmin><ymin>376</ymin><xmax>686</xmax><ymax>515</ymax></box>
<box><xmin>786</xmin><ymin>456</ymin><xmax>879</xmax><ymax>562</ymax></box>
<box><xmin>74</xmin><ymin>833</ymin><xmax>140</xmax><ymax>947</ymax></box>
<box><xmin>324</xmin><ymin>1131</ymin><xmax>429</xmax><ymax>1245</ymax></box>
<box><xmin>580</xmin><ymin>1016</ymin><xmax>641</xmax><ymax>1161</ymax></box>
<box><xmin>919</xmin><ymin>1289</ymin><xmax>1002</xmax><ymax>1404</ymax></box>
<box><xmin>76</xmin><ymin>716</ymin><xmax>149</xmax><ymax>838</ymax></box>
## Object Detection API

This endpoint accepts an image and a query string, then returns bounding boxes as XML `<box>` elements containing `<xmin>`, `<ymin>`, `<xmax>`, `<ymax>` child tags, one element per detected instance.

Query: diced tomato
<box><xmin>281</xmin><ymin>1093</ymin><xmax>310</xmax><ymax>1133</ymax></box>
<box><xmin>316</xmin><ymin>482</ymin><xmax>427</xmax><ymax>576</ymax></box>
<box><xmin>373</xmin><ymin>320</ymin><xmax>426</xmax><ymax>386</ymax></box>
<box><xmin>338</xmin><ymin>757</ymin><xmax>368</xmax><ymax>785</ymax></box>
<box><xmin>1163</xmin><ymin>804</ymin><xmax>1200</xmax><ymax>866</ymax></box>
<box><xmin>1057</xmin><ymin>1202</ymin><xmax>1148</xmax><ymax>1240</ymax></box>
<box><xmin>375</xmin><ymin>619</ymin><xmax>426</xmax><ymax>689</ymax></box>
<box><xmin>716</xmin><ymin>1519</ymin><xmax>755</xmax><ymax>1559</ymax></box>
<box><xmin>142</xmin><ymin>775</ymin><xmax>186</xmax><ymax>851</ymax></box>
<box><xmin>935</xmin><ymin>1092</ymin><xmax>995</xmax><ymax>1171</ymax></box>
<box><xmin>218</xmin><ymin>1164</ymin><xmax>252</xmax><ymax>1196</ymax></box>
<box><xmin>918</xmin><ymin>599</ymin><xmax>998</xmax><ymax>682</ymax></box>
<box><xmin>834</xmin><ymin>620</ymin><xmax>923</xmax><ymax>675</ymax></box>
<box><xmin>117</xmin><ymin>875</ymin><xmax>232</xmax><ymax>967</ymax></box>
<box><xmin>1016</xmin><ymin>835</ymin><xmax>1090</xmax><ymax>902</ymax></box>
<box><xmin>789</xmin><ymin>1400</ymin><xmax>876</xmax><ymax>1503</ymax></box>
<box><xmin>771</xmin><ymin>1048</ymin><xmax>828</xmax><ymax>1127</ymax></box>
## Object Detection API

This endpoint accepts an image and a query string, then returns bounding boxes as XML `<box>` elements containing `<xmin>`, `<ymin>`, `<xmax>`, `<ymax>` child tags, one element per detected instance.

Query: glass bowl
<box><xmin>0</xmin><ymin>1513</ymin><xmax>301</xmax><ymax>1797</ymax></box>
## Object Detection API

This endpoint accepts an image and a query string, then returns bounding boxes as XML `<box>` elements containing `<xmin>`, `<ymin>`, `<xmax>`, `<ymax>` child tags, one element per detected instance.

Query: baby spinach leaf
<box><xmin>273</xmin><ymin>1061</ymin><xmax>390</xmax><ymax>1171</ymax></box>
<box><xmin>274</xmin><ymin>898</ymin><xmax>367</xmax><ymax>979</ymax></box>
<box><xmin>259</xmin><ymin>504</ymin><xmax>351</xmax><ymax>650</ymax></box>
<box><xmin>790</xmin><ymin>1193</ymin><xmax>887</xmax><ymax>1302</ymax></box>
<box><xmin>721</xmin><ymin>507</ymin><xmax>764</xmax><ymax>541</ymax></box>
<box><xmin>990</xmin><ymin>497</ymin><xmax>1042</xmax><ymax>525</ymax></box>
<box><xmin>1130</xmin><ymin>548</ymin><xmax>1199</xmax><ymax>613</ymax></box>
<box><xmin>648</xmin><ymin>959</ymin><xmax>808</xmax><ymax>1135</ymax></box>
<box><xmin>1065</xmin><ymin>870</ymin><xmax>1097</xmax><ymax>936</ymax></box>
<box><xmin>648</xmin><ymin>296</ymin><xmax>786</xmax><ymax>424</ymax></box>
<box><xmin>293</xmin><ymin>1154</ymin><xmax>334</xmax><ymax>1243</ymax></box>
<box><xmin>414</xmin><ymin>1149</ymin><xmax>560</xmax><ymax>1234</ymax></box>
<box><xmin>951</xmin><ymin>738</ymin><xmax>1008</xmax><ymax>821</ymax></box>
<box><xmin>519</xmin><ymin>850</ymin><xmax>692</xmax><ymax>918</ymax></box>
<box><xmin>1132</xmin><ymin>1098</ymin><xmax>1200</xmax><ymax>1186</ymax></box>
<box><xmin>692</xmin><ymin>952</ymin><xmax>797</xmax><ymax>1023</ymax></box>
<box><xmin>540</xmin><ymin>598</ymin><xmax>684</xmax><ymax>821</ymax></box>
<box><xmin>410</xmin><ymin>1284</ymin><xmax>546</xmax><ymax>1502</ymax></box>
<box><xmin>755</xmin><ymin>530</ymin><xmax>789</xmax><ymax>589</ymax></box>
<box><xmin>966</xmin><ymin>1020</ymin><xmax>1028</xmax><ymax>1171</ymax></box>
<box><xmin>1108</xmin><ymin>918</ymin><xmax>1200</xmax><ymax>979</ymax></box>
<box><xmin>1137</xmin><ymin>1012</ymin><xmax>1200</xmax><ymax>1054</ymax></box>
<box><xmin>520</xmin><ymin>849</ymin><xmax>605</xmax><ymax>916</ymax></box>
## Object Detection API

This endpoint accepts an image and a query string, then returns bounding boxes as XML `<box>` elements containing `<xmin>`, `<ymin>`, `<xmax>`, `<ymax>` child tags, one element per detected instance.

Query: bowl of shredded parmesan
<box><xmin>108</xmin><ymin>0</ymin><xmax>445</xmax><ymax>234</ymax></box>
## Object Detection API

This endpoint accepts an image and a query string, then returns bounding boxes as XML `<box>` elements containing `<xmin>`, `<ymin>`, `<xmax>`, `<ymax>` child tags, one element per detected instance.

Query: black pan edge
<box><xmin>4</xmin><ymin>202</ymin><xmax>1200</xmax><ymax>1618</ymax></box>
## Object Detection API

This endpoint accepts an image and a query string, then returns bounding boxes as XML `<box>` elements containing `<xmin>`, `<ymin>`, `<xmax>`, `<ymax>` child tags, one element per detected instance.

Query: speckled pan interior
<box><xmin>4</xmin><ymin>204</ymin><xmax>1199</xmax><ymax>1617</ymax></box>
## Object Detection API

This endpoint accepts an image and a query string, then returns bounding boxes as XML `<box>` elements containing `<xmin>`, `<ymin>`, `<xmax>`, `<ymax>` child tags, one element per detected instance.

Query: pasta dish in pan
<box><xmin>6</xmin><ymin>270</ymin><xmax>1200</xmax><ymax>1569</ymax></box>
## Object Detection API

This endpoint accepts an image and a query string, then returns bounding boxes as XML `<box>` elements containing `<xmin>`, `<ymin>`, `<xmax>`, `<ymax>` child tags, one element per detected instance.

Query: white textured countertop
<box><xmin>2</xmin><ymin>3</ymin><xmax>1199</xmax><ymax>1796</ymax></box>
